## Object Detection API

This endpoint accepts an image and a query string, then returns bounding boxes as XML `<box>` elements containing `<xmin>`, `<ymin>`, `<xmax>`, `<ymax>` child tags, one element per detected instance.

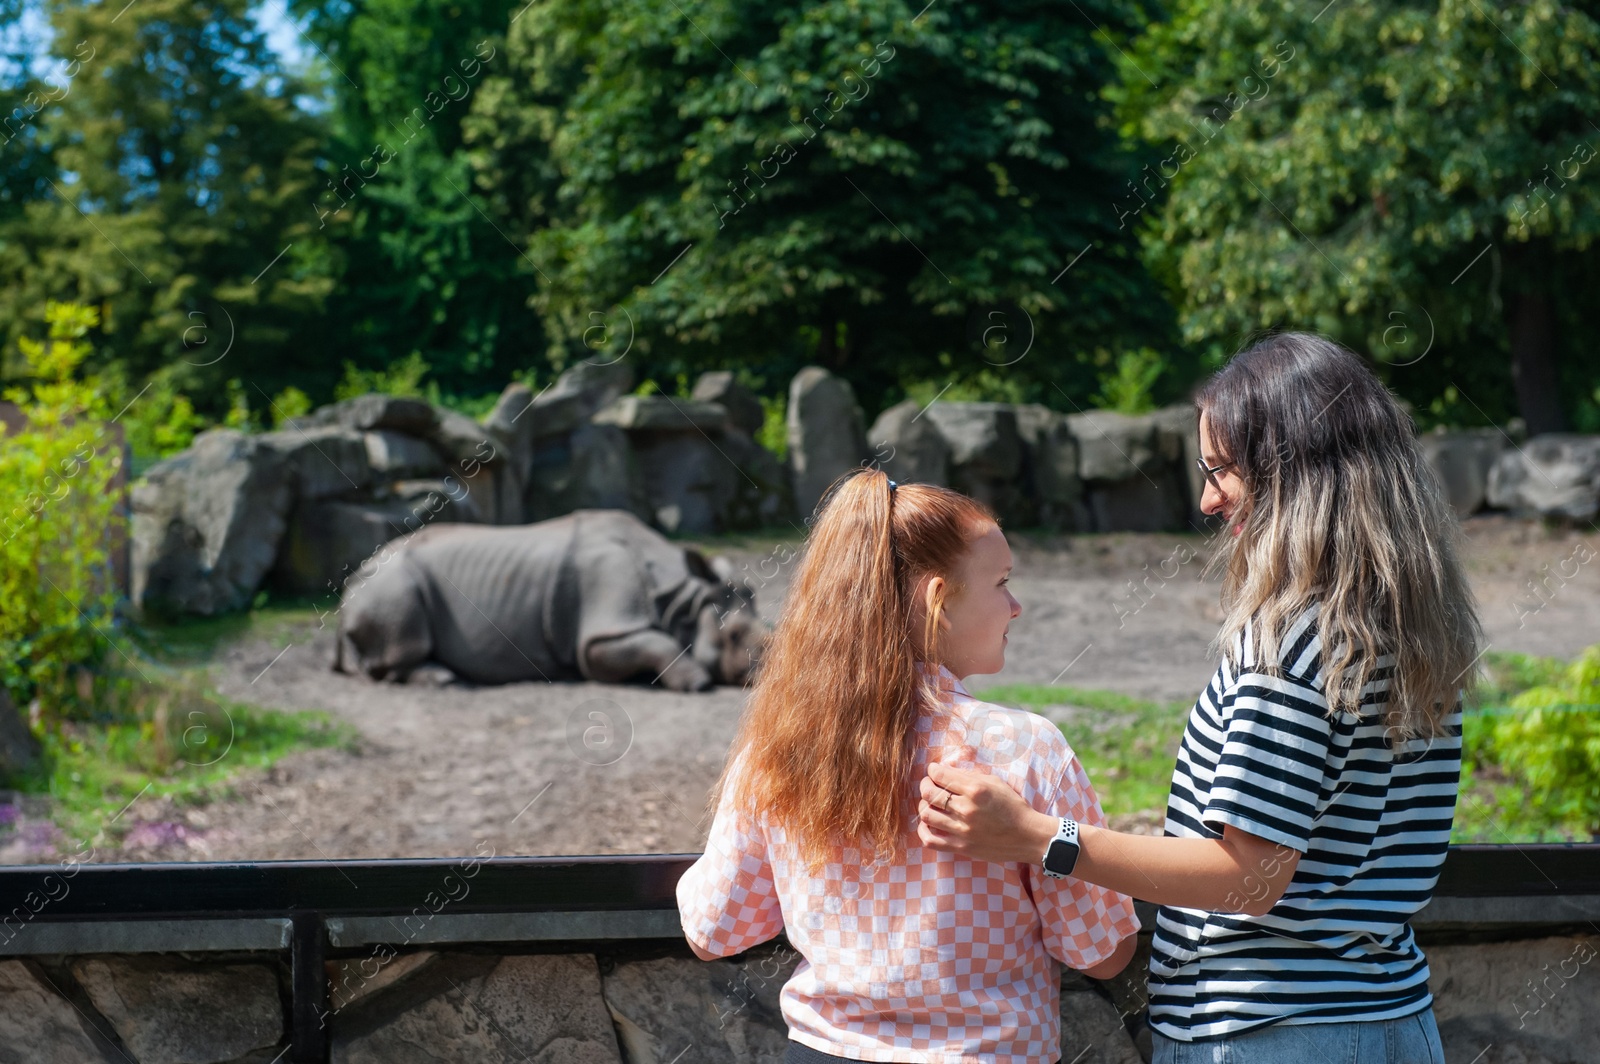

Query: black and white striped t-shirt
<box><xmin>1147</xmin><ymin>602</ymin><xmax>1462</xmax><ymax>1041</ymax></box>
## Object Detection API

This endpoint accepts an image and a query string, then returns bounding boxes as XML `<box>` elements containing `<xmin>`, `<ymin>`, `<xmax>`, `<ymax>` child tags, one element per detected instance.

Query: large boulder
<box><xmin>1015</xmin><ymin>404</ymin><xmax>1087</xmax><ymax>531</ymax></box>
<box><xmin>1485</xmin><ymin>434</ymin><xmax>1600</xmax><ymax>520</ymax></box>
<box><xmin>131</xmin><ymin>429</ymin><xmax>294</xmax><ymax>616</ymax></box>
<box><xmin>1150</xmin><ymin>403</ymin><xmax>1203</xmax><ymax>526</ymax></box>
<box><xmin>257</xmin><ymin>425</ymin><xmax>371</xmax><ymax>501</ymax></box>
<box><xmin>591</xmin><ymin>395</ymin><xmax>729</xmax><ymax>432</ymax></box>
<box><xmin>526</xmin><ymin>422</ymin><xmax>652</xmax><ymax>524</ymax></box>
<box><xmin>868</xmin><ymin>398</ymin><xmax>950</xmax><ymax>487</ymax></box>
<box><xmin>485</xmin><ymin>364</ymin><xmax>634</xmax><ymax>483</ymax></box>
<box><xmin>787</xmin><ymin>367</ymin><xmax>870</xmax><ymax>520</ymax></box>
<box><xmin>1419</xmin><ymin>428</ymin><xmax>1506</xmax><ymax>516</ymax></box>
<box><xmin>692</xmin><ymin>371</ymin><xmax>766</xmax><ymax>435</ymax></box>
<box><xmin>363</xmin><ymin>430</ymin><xmax>445</xmax><ymax>479</ymax></box>
<box><xmin>286</xmin><ymin>393</ymin><xmax>438</xmax><ymax>437</ymax></box>
<box><xmin>1065</xmin><ymin>410</ymin><xmax>1186</xmax><ymax>532</ymax></box>
<box><xmin>922</xmin><ymin>401</ymin><xmax>1026</xmax><ymax>521</ymax></box>
<box><xmin>270</xmin><ymin>496</ymin><xmax>465</xmax><ymax>596</ymax></box>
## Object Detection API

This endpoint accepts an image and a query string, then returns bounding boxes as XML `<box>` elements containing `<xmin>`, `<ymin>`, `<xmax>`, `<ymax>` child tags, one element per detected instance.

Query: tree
<box><xmin>1119</xmin><ymin>0</ymin><xmax>1600</xmax><ymax>432</ymax></box>
<box><xmin>0</xmin><ymin>0</ymin><xmax>334</xmax><ymax>414</ymax></box>
<box><xmin>464</xmin><ymin>0</ymin><xmax>1177</xmax><ymax>413</ymax></box>
<box><xmin>285</xmin><ymin>0</ymin><xmax>553</xmax><ymax>399</ymax></box>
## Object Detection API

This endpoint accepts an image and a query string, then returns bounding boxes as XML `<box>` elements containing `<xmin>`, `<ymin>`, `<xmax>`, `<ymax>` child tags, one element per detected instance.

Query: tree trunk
<box><xmin>1503</xmin><ymin>241</ymin><xmax>1568</xmax><ymax>435</ymax></box>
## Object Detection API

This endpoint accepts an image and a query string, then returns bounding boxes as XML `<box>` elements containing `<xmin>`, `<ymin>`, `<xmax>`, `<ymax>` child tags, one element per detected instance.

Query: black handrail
<box><xmin>0</xmin><ymin>844</ymin><xmax>1594</xmax><ymax>920</ymax></box>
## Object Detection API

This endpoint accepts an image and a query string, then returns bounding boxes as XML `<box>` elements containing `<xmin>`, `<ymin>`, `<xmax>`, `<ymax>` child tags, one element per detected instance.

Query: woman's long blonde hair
<box><xmin>704</xmin><ymin>467</ymin><xmax>998</xmax><ymax>876</ymax></box>
<box><xmin>1197</xmin><ymin>332</ymin><xmax>1483</xmax><ymax>741</ymax></box>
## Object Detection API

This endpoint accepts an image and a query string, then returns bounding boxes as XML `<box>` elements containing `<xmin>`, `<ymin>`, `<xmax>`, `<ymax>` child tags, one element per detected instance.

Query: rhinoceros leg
<box><xmin>586</xmin><ymin>630</ymin><xmax>713</xmax><ymax>692</ymax></box>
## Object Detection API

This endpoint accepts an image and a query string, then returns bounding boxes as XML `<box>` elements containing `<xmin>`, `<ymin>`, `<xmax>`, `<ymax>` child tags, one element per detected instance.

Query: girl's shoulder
<box><xmin>923</xmin><ymin>694</ymin><xmax>1076</xmax><ymax>808</ymax></box>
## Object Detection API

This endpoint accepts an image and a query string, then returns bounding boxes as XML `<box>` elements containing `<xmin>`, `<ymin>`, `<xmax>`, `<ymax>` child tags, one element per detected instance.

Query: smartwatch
<box><xmin>1041</xmin><ymin>817</ymin><xmax>1080</xmax><ymax>879</ymax></box>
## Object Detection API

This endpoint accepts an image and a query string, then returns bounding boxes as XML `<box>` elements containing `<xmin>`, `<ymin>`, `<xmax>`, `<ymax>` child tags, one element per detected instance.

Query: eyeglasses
<box><xmin>1195</xmin><ymin>457</ymin><xmax>1236</xmax><ymax>496</ymax></box>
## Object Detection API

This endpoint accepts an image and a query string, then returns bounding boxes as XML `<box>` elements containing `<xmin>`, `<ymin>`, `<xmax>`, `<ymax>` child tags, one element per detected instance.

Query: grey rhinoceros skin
<box><xmin>331</xmin><ymin>508</ymin><xmax>766</xmax><ymax>691</ymax></box>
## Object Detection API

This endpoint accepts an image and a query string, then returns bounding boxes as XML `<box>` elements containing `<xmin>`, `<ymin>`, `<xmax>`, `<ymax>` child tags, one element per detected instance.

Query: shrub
<box><xmin>0</xmin><ymin>302</ymin><xmax>124</xmax><ymax>714</ymax></box>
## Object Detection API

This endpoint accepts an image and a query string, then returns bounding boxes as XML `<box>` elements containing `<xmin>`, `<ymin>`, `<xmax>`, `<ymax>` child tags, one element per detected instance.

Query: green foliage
<box><xmin>270</xmin><ymin>386</ymin><xmax>314</xmax><ymax>427</ymax></box>
<box><xmin>0</xmin><ymin>301</ymin><xmax>122</xmax><ymax>724</ymax></box>
<box><xmin>0</xmin><ymin>0</ymin><xmax>336</xmax><ymax>416</ymax></box>
<box><xmin>336</xmin><ymin>351</ymin><xmax>434</xmax><ymax>401</ymax></box>
<box><xmin>11</xmin><ymin>660</ymin><xmax>358</xmax><ymax>848</ymax></box>
<box><xmin>757</xmin><ymin>393</ymin><xmax>788</xmax><ymax>460</ymax></box>
<box><xmin>1463</xmin><ymin>646</ymin><xmax>1600</xmax><ymax>839</ymax></box>
<box><xmin>1092</xmin><ymin>347</ymin><xmax>1166</xmax><ymax>414</ymax></box>
<box><xmin>465</xmin><ymin>0</ymin><xmax>1177</xmax><ymax>416</ymax></box>
<box><xmin>1117</xmin><ymin>0</ymin><xmax>1600</xmax><ymax>429</ymax></box>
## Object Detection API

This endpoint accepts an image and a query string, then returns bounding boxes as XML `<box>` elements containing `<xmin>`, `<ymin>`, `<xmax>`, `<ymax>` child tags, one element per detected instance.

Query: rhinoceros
<box><xmin>331</xmin><ymin>509</ymin><xmax>768</xmax><ymax>690</ymax></box>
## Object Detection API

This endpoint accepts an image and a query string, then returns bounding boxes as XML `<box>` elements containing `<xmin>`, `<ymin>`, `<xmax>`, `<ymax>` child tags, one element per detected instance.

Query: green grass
<box><xmin>971</xmin><ymin>683</ymin><xmax>1190</xmax><ymax>821</ymax></box>
<box><xmin>10</xmin><ymin>599</ymin><xmax>358</xmax><ymax>851</ymax></box>
<box><xmin>976</xmin><ymin>646</ymin><xmax>1600</xmax><ymax>844</ymax></box>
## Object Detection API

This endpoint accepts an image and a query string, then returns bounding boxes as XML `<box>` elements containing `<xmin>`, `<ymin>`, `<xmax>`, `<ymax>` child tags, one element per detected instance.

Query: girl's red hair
<box><xmin>705</xmin><ymin>466</ymin><xmax>999</xmax><ymax>875</ymax></box>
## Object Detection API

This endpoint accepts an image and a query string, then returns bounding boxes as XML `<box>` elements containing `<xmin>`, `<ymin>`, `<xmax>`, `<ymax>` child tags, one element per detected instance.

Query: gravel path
<box><xmin>9</xmin><ymin>513</ymin><xmax>1595</xmax><ymax>865</ymax></box>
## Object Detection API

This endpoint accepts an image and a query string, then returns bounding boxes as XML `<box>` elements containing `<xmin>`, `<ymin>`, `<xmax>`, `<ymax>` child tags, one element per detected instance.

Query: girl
<box><xmin>676</xmin><ymin>469</ymin><xmax>1142</xmax><ymax>1064</ymax></box>
<box><xmin>918</xmin><ymin>332</ymin><xmax>1481</xmax><ymax>1064</ymax></box>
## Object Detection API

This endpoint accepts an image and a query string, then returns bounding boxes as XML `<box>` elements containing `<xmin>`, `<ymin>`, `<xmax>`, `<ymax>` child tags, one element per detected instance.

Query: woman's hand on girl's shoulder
<box><xmin>917</xmin><ymin>761</ymin><xmax>1057</xmax><ymax>865</ymax></box>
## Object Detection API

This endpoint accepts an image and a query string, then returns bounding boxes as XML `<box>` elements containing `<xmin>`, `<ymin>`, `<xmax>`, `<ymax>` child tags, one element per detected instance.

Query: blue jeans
<box><xmin>1152</xmin><ymin>1007</ymin><xmax>1445</xmax><ymax>1064</ymax></box>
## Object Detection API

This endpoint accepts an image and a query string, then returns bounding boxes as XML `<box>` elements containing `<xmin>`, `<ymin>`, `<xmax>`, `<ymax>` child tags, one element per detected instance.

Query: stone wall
<box><xmin>2</xmin><ymin>931</ymin><xmax>1595</xmax><ymax>1063</ymax></box>
<box><xmin>126</xmin><ymin>362</ymin><xmax>1600</xmax><ymax>618</ymax></box>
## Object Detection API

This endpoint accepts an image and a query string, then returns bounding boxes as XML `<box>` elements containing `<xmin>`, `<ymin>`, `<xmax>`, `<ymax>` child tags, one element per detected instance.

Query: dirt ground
<box><xmin>5</xmin><ymin>513</ymin><xmax>1596</xmax><ymax>866</ymax></box>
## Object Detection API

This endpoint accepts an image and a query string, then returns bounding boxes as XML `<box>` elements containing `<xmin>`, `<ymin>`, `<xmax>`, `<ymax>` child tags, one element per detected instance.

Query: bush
<box><xmin>0</xmin><ymin>301</ymin><xmax>124</xmax><ymax>737</ymax></box>
<box><xmin>1465</xmin><ymin>645</ymin><xmax>1600</xmax><ymax>836</ymax></box>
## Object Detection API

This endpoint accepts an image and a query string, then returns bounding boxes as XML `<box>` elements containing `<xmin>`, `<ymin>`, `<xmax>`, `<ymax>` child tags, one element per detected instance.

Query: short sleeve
<box><xmin>1027</xmin><ymin>754</ymin><xmax>1142</xmax><ymax>970</ymax></box>
<box><xmin>675</xmin><ymin>767</ymin><xmax>784</xmax><ymax>957</ymax></box>
<box><xmin>1202</xmin><ymin>668</ymin><xmax>1333</xmax><ymax>853</ymax></box>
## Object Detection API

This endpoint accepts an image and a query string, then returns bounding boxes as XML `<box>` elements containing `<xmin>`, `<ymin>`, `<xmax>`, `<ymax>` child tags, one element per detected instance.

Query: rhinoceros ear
<box><xmin>683</xmin><ymin>547</ymin><xmax>718</xmax><ymax>582</ymax></box>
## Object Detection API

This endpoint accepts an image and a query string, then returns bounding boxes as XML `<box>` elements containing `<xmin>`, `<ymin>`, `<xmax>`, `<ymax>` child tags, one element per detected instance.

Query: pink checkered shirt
<box><xmin>676</xmin><ymin>661</ymin><xmax>1141</xmax><ymax>1063</ymax></box>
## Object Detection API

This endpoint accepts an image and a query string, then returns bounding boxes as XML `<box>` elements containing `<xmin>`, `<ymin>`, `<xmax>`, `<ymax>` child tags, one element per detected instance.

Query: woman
<box><xmin>676</xmin><ymin>469</ymin><xmax>1142</xmax><ymax>1063</ymax></box>
<box><xmin>918</xmin><ymin>332</ymin><xmax>1480</xmax><ymax>1064</ymax></box>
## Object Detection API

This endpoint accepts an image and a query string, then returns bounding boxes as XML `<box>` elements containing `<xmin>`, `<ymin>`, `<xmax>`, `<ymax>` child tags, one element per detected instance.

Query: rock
<box><xmin>130</xmin><ymin>429</ymin><xmax>294</xmax><ymax>616</ymax></box>
<box><xmin>525</xmin><ymin>423</ymin><xmax>652</xmax><ymax>524</ymax></box>
<box><xmin>484</xmin><ymin>365</ymin><xmax>635</xmax><ymax>485</ymax></box>
<box><xmin>72</xmin><ymin>955</ymin><xmax>282</xmax><ymax>1064</ymax></box>
<box><xmin>1066</xmin><ymin>410</ymin><xmax>1163</xmax><ymax>483</ymax></box>
<box><xmin>601</xmin><ymin>947</ymin><xmax>796</xmax><ymax>1064</ymax></box>
<box><xmin>1420</xmin><ymin>428</ymin><xmax>1506</xmax><ymax>516</ymax></box>
<box><xmin>363</xmin><ymin>430</ymin><xmax>445</xmax><ymax>478</ymax></box>
<box><xmin>868</xmin><ymin>398</ymin><xmax>950</xmax><ymax>487</ymax></box>
<box><xmin>269</xmin><ymin>497</ymin><xmax>450</xmax><ymax>596</ymax></box>
<box><xmin>923</xmin><ymin>401</ymin><xmax>1026</xmax><ymax>521</ymax></box>
<box><xmin>331</xmin><ymin>952</ymin><xmax>622</xmax><ymax>1064</ymax></box>
<box><xmin>0</xmin><ymin>959</ymin><xmax>119</xmax><ymax>1064</ymax></box>
<box><xmin>330</xmin><ymin>951</ymin><xmax>437</xmax><ymax>1012</ymax></box>
<box><xmin>629</xmin><ymin>428</ymin><xmax>787</xmax><ymax>534</ymax></box>
<box><xmin>258</xmin><ymin>425</ymin><xmax>372</xmax><ymax>501</ymax></box>
<box><xmin>1083</xmin><ymin>472</ymin><xmax>1188</xmax><ymax>534</ymax></box>
<box><xmin>334</xmin><ymin>394</ymin><xmax>439</xmax><ymax>436</ymax></box>
<box><xmin>787</xmin><ymin>367</ymin><xmax>870</xmax><ymax>520</ymax></box>
<box><xmin>1150</xmin><ymin>403</ymin><xmax>1203</xmax><ymax>523</ymax></box>
<box><xmin>1016</xmin><ymin>404</ymin><xmax>1087</xmax><ymax>531</ymax></box>
<box><xmin>0</xmin><ymin>688</ymin><xmax>40</xmax><ymax>782</ymax></box>
<box><xmin>1059</xmin><ymin>984</ymin><xmax>1144</xmax><ymax>1064</ymax></box>
<box><xmin>693</xmin><ymin>371</ymin><xmax>766</xmax><ymax>435</ymax></box>
<box><xmin>717</xmin><ymin>427</ymin><xmax>793</xmax><ymax>530</ymax></box>
<box><xmin>287</xmin><ymin>394</ymin><xmax>439</xmax><ymax>437</ymax></box>
<box><xmin>632</xmin><ymin>434</ymin><xmax>735</xmax><ymax>534</ymax></box>
<box><xmin>1485</xmin><ymin>434</ymin><xmax>1600</xmax><ymax>520</ymax></box>
<box><xmin>389</xmin><ymin>479</ymin><xmax>486</xmax><ymax>524</ymax></box>
<box><xmin>592</xmin><ymin>395</ymin><xmax>730</xmax><ymax>432</ymax></box>
<box><xmin>1429</xmin><ymin>934</ymin><xmax>1599</xmax><ymax>1064</ymax></box>
<box><xmin>425</xmin><ymin>407</ymin><xmax>503</xmax><ymax>466</ymax></box>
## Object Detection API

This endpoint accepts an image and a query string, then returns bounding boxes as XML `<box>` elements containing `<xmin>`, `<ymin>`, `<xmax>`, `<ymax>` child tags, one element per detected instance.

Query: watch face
<box><xmin>1045</xmin><ymin>838</ymin><xmax>1079</xmax><ymax>875</ymax></box>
